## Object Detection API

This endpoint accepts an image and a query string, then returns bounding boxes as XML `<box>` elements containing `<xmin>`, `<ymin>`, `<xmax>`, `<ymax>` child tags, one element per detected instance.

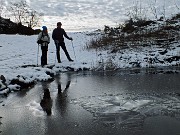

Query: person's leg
<box><xmin>41</xmin><ymin>46</ymin><xmax>45</xmax><ymax>66</ymax></box>
<box><xmin>60</xmin><ymin>42</ymin><xmax>73</xmax><ymax>61</ymax></box>
<box><xmin>55</xmin><ymin>43</ymin><xmax>61</xmax><ymax>63</ymax></box>
<box><xmin>41</xmin><ymin>46</ymin><xmax>47</xmax><ymax>66</ymax></box>
<box><xmin>44</xmin><ymin>46</ymin><xmax>48</xmax><ymax>65</ymax></box>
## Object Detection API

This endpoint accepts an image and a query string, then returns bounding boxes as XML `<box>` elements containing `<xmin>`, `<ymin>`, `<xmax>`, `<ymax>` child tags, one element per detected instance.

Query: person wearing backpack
<box><xmin>37</xmin><ymin>26</ymin><xmax>50</xmax><ymax>66</ymax></box>
<box><xmin>52</xmin><ymin>22</ymin><xmax>73</xmax><ymax>63</ymax></box>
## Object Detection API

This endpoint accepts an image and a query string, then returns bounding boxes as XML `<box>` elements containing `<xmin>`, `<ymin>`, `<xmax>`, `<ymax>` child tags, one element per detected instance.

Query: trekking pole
<box><xmin>71</xmin><ymin>41</ymin><xmax>76</xmax><ymax>61</ymax></box>
<box><xmin>54</xmin><ymin>42</ymin><xmax>58</xmax><ymax>65</ymax></box>
<box><xmin>37</xmin><ymin>44</ymin><xmax>39</xmax><ymax>66</ymax></box>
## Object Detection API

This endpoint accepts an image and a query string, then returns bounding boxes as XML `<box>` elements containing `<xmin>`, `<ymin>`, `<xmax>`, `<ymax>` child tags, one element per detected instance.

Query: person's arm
<box><xmin>37</xmin><ymin>32</ymin><xmax>43</xmax><ymax>44</ymax></box>
<box><xmin>37</xmin><ymin>32</ymin><xmax>42</xmax><ymax>41</ymax></box>
<box><xmin>52</xmin><ymin>30</ymin><xmax>55</xmax><ymax>40</ymax></box>
<box><xmin>63</xmin><ymin>29</ymin><xmax>73</xmax><ymax>40</ymax></box>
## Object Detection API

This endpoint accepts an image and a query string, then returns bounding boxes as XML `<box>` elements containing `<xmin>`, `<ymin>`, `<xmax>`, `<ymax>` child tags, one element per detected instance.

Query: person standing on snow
<box><xmin>37</xmin><ymin>26</ymin><xmax>50</xmax><ymax>66</ymax></box>
<box><xmin>52</xmin><ymin>22</ymin><xmax>73</xmax><ymax>63</ymax></box>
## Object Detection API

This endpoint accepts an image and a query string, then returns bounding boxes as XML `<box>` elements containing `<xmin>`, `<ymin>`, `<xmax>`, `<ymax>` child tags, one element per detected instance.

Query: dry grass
<box><xmin>87</xmin><ymin>14</ymin><xmax>180</xmax><ymax>52</ymax></box>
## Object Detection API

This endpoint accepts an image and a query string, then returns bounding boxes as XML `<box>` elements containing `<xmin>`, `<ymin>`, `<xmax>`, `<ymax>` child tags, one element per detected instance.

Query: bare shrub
<box><xmin>126</xmin><ymin>0</ymin><xmax>148</xmax><ymax>21</ymax></box>
<box><xmin>8</xmin><ymin>0</ymin><xmax>29</xmax><ymax>24</ymax></box>
<box><xmin>24</xmin><ymin>10</ymin><xmax>43</xmax><ymax>28</ymax></box>
<box><xmin>0</xmin><ymin>0</ymin><xmax>5</xmax><ymax>17</ymax></box>
<box><xmin>8</xmin><ymin>0</ymin><xmax>42</xmax><ymax>28</ymax></box>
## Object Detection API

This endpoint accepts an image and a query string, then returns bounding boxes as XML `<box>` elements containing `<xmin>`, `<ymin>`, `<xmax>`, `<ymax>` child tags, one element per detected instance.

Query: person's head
<box><xmin>42</xmin><ymin>26</ymin><xmax>48</xmax><ymax>33</ymax></box>
<box><xmin>57</xmin><ymin>22</ymin><xmax>62</xmax><ymax>28</ymax></box>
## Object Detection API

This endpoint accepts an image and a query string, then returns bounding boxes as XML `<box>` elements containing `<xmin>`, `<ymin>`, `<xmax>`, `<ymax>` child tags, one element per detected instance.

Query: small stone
<box><xmin>0</xmin><ymin>75</ymin><xmax>6</xmax><ymax>83</ymax></box>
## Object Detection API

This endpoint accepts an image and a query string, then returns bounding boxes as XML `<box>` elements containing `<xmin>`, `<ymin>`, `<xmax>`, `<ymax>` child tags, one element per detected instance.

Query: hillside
<box><xmin>0</xmin><ymin>17</ymin><xmax>40</xmax><ymax>35</ymax></box>
<box><xmin>87</xmin><ymin>14</ymin><xmax>180</xmax><ymax>69</ymax></box>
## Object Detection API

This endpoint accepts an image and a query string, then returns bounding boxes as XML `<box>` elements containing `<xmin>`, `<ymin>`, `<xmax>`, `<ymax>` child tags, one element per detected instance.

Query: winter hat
<box><xmin>42</xmin><ymin>26</ymin><xmax>47</xmax><ymax>30</ymax></box>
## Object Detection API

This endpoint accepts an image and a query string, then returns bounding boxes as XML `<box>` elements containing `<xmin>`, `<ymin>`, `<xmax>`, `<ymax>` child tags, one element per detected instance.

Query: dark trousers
<box><xmin>55</xmin><ymin>42</ymin><xmax>72</xmax><ymax>62</ymax></box>
<box><xmin>41</xmin><ymin>46</ymin><xmax>48</xmax><ymax>66</ymax></box>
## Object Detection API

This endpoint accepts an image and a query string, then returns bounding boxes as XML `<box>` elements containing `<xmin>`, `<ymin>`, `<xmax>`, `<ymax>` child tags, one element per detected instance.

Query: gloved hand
<box><xmin>37</xmin><ymin>40</ymin><xmax>43</xmax><ymax>44</ymax></box>
<box><xmin>69</xmin><ymin>37</ymin><xmax>73</xmax><ymax>41</ymax></box>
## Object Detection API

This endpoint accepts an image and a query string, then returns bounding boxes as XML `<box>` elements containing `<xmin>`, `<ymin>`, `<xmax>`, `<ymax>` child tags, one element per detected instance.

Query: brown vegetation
<box><xmin>87</xmin><ymin>13</ymin><xmax>180</xmax><ymax>52</ymax></box>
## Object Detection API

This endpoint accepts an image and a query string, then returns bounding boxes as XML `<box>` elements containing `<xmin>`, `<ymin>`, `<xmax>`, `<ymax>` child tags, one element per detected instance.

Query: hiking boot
<box><xmin>69</xmin><ymin>59</ymin><xmax>74</xmax><ymax>62</ymax></box>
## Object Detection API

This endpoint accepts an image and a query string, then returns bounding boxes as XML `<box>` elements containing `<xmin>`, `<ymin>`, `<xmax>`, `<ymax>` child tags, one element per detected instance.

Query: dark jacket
<box><xmin>52</xmin><ymin>28</ymin><xmax>71</xmax><ymax>42</ymax></box>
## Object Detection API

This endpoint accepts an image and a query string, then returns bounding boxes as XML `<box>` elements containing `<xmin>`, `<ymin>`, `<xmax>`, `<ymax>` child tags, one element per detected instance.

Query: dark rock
<box><xmin>3</xmin><ymin>93</ymin><xmax>8</xmax><ymax>97</ymax></box>
<box><xmin>171</xmin><ymin>13</ymin><xmax>180</xmax><ymax>20</ymax></box>
<box><xmin>10</xmin><ymin>78</ymin><xmax>35</xmax><ymax>90</ymax></box>
<box><xmin>129</xmin><ymin>62</ymin><xmax>141</xmax><ymax>67</ymax></box>
<box><xmin>154</xmin><ymin>57</ymin><xmax>164</xmax><ymax>64</ymax></box>
<box><xmin>66</xmin><ymin>66</ymin><xmax>75</xmax><ymax>71</ymax></box>
<box><xmin>159</xmin><ymin>49</ymin><xmax>168</xmax><ymax>55</ymax></box>
<box><xmin>165</xmin><ymin>56</ymin><xmax>180</xmax><ymax>63</ymax></box>
<box><xmin>111</xmin><ymin>49</ymin><xmax>118</xmax><ymax>53</ymax></box>
<box><xmin>83</xmin><ymin>67</ymin><xmax>90</xmax><ymax>71</ymax></box>
<box><xmin>0</xmin><ymin>17</ymin><xmax>40</xmax><ymax>35</ymax></box>
<box><xmin>0</xmin><ymin>75</ymin><xmax>6</xmax><ymax>84</ymax></box>
<box><xmin>45</xmin><ymin>71</ymin><xmax>55</xmax><ymax>77</ymax></box>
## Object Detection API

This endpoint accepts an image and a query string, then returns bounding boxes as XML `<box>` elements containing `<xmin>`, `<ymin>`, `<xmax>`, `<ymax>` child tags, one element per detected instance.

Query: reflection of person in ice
<box><xmin>56</xmin><ymin>73</ymin><xmax>71</xmax><ymax>116</ymax></box>
<box><xmin>40</xmin><ymin>88</ymin><xmax>53</xmax><ymax>116</ymax></box>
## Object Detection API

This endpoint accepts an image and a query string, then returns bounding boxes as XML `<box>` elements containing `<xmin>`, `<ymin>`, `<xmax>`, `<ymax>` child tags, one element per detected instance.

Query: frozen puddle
<box><xmin>71</xmin><ymin>93</ymin><xmax>180</xmax><ymax>129</ymax></box>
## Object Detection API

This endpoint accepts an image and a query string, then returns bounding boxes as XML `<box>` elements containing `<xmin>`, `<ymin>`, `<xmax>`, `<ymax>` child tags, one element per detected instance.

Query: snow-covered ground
<box><xmin>0</xmin><ymin>32</ymin><xmax>94</xmax><ymax>92</ymax></box>
<box><xmin>0</xmin><ymin>30</ymin><xmax>180</xmax><ymax>94</ymax></box>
